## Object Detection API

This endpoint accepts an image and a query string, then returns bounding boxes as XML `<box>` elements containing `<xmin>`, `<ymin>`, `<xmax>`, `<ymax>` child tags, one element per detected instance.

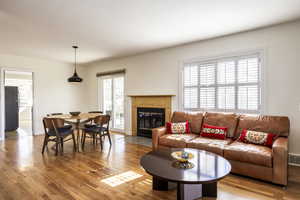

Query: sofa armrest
<box><xmin>152</xmin><ymin>126</ymin><xmax>167</xmax><ymax>150</ymax></box>
<box><xmin>272</xmin><ymin>137</ymin><xmax>288</xmax><ymax>185</ymax></box>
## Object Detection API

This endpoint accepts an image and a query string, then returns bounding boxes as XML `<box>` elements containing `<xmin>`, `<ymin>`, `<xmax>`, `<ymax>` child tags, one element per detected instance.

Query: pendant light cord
<box><xmin>72</xmin><ymin>45</ymin><xmax>78</xmax><ymax>73</ymax></box>
<box><xmin>74</xmin><ymin>47</ymin><xmax>77</xmax><ymax>73</ymax></box>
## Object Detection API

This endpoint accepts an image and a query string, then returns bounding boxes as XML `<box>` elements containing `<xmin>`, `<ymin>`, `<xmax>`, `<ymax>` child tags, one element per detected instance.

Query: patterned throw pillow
<box><xmin>166</xmin><ymin>121</ymin><xmax>190</xmax><ymax>134</ymax></box>
<box><xmin>201</xmin><ymin>124</ymin><xmax>227</xmax><ymax>139</ymax></box>
<box><xmin>238</xmin><ymin>129</ymin><xmax>277</xmax><ymax>147</ymax></box>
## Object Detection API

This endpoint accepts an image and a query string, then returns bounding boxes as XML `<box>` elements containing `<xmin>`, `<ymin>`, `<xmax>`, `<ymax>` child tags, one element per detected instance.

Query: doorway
<box><xmin>4</xmin><ymin>70</ymin><xmax>33</xmax><ymax>137</ymax></box>
<box><xmin>99</xmin><ymin>74</ymin><xmax>125</xmax><ymax>132</ymax></box>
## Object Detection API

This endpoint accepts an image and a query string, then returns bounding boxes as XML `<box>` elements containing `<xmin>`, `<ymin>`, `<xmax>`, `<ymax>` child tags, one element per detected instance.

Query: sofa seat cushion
<box><xmin>159</xmin><ymin>134</ymin><xmax>198</xmax><ymax>148</ymax></box>
<box><xmin>187</xmin><ymin>137</ymin><xmax>232</xmax><ymax>156</ymax></box>
<box><xmin>224</xmin><ymin>141</ymin><xmax>272</xmax><ymax>167</ymax></box>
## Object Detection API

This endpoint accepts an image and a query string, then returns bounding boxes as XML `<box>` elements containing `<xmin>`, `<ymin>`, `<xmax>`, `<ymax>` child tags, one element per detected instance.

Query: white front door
<box><xmin>100</xmin><ymin>74</ymin><xmax>124</xmax><ymax>132</ymax></box>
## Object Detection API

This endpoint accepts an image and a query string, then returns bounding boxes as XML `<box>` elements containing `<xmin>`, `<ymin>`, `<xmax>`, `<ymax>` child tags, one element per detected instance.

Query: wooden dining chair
<box><xmin>82</xmin><ymin>115</ymin><xmax>111</xmax><ymax>150</ymax></box>
<box><xmin>46</xmin><ymin>113</ymin><xmax>72</xmax><ymax>129</ymax></box>
<box><xmin>47</xmin><ymin>113</ymin><xmax>63</xmax><ymax>116</ymax></box>
<box><xmin>42</xmin><ymin>117</ymin><xmax>76</xmax><ymax>155</ymax></box>
<box><xmin>85</xmin><ymin>111</ymin><xmax>103</xmax><ymax>126</ymax></box>
<box><xmin>88</xmin><ymin>111</ymin><xmax>103</xmax><ymax>114</ymax></box>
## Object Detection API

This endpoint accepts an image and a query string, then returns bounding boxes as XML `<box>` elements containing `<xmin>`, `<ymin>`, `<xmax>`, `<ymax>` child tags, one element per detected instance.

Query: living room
<box><xmin>0</xmin><ymin>1</ymin><xmax>300</xmax><ymax>200</ymax></box>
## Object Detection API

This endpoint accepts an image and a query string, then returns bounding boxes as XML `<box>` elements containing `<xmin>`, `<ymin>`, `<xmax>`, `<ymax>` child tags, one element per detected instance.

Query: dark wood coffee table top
<box><xmin>140</xmin><ymin>148</ymin><xmax>231</xmax><ymax>184</ymax></box>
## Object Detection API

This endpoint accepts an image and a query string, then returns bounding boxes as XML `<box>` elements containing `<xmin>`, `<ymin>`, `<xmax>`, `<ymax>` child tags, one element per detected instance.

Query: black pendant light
<box><xmin>68</xmin><ymin>45</ymin><xmax>83</xmax><ymax>82</ymax></box>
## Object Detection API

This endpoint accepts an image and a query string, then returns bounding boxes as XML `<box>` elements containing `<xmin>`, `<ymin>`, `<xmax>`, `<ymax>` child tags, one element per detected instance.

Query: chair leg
<box><xmin>42</xmin><ymin>135</ymin><xmax>48</xmax><ymax>154</ymax></box>
<box><xmin>80</xmin><ymin>132</ymin><xmax>84</xmax><ymax>144</ymax></box>
<box><xmin>82</xmin><ymin>131</ymin><xmax>86</xmax><ymax>149</ymax></box>
<box><xmin>72</xmin><ymin>132</ymin><xmax>77</xmax><ymax>152</ymax></box>
<box><xmin>61</xmin><ymin>137</ymin><xmax>64</xmax><ymax>154</ymax></box>
<box><xmin>107</xmin><ymin>131</ymin><xmax>112</xmax><ymax>146</ymax></box>
<box><xmin>93</xmin><ymin>134</ymin><xmax>96</xmax><ymax>145</ymax></box>
<box><xmin>99</xmin><ymin>133</ymin><xmax>103</xmax><ymax>150</ymax></box>
<box><xmin>76</xmin><ymin>130</ymin><xmax>80</xmax><ymax>150</ymax></box>
<box><xmin>55</xmin><ymin>138</ymin><xmax>59</xmax><ymax>156</ymax></box>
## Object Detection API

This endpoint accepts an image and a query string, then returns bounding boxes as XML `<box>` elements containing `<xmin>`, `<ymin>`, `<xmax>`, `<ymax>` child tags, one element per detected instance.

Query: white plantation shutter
<box><xmin>218</xmin><ymin>86</ymin><xmax>235</xmax><ymax>110</ymax></box>
<box><xmin>183</xmin><ymin>65</ymin><xmax>198</xmax><ymax>109</ymax></box>
<box><xmin>238</xmin><ymin>85</ymin><xmax>259</xmax><ymax>110</ymax></box>
<box><xmin>200</xmin><ymin>64</ymin><xmax>215</xmax><ymax>85</ymax></box>
<box><xmin>183</xmin><ymin>53</ymin><xmax>261</xmax><ymax>113</ymax></box>
<box><xmin>217</xmin><ymin>61</ymin><xmax>235</xmax><ymax>84</ymax></box>
<box><xmin>199</xmin><ymin>64</ymin><xmax>216</xmax><ymax>109</ymax></box>
<box><xmin>184</xmin><ymin>87</ymin><xmax>198</xmax><ymax>109</ymax></box>
<box><xmin>238</xmin><ymin>58</ymin><xmax>259</xmax><ymax>83</ymax></box>
<box><xmin>184</xmin><ymin>65</ymin><xmax>198</xmax><ymax>86</ymax></box>
<box><xmin>200</xmin><ymin>87</ymin><xmax>215</xmax><ymax>109</ymax></box>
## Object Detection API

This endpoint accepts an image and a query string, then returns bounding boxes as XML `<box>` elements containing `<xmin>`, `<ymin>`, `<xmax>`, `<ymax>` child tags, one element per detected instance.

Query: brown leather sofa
<box><xmin>152</xmin><ymin>111</ymin><xmax>290</xmax><ymax>186</ymax></box>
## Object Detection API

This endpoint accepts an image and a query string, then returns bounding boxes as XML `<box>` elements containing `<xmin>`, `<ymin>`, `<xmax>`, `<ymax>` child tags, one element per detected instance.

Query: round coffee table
<box><xmin>140</xmin><ymin>148</ymin><xmax>231</xmax><ymax>200</ymax></box>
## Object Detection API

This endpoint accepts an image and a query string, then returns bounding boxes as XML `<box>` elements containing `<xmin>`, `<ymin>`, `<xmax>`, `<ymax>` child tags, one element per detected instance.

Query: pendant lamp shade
<box><xmin>68</xmin><ymin>46</ymin><xmax>83</xmax><ymax>82</ymax></box>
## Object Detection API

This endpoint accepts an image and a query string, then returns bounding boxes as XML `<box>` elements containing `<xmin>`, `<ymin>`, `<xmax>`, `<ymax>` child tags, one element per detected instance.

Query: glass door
<box><xmin>113</xmin><ymin>76</ymin><xmax>124</xmax><ymax>130</ymax></box>
<box><xmin>101</xmin><ymin>74</ymin><xmax>124</xmax><ymax>132</ymax></box>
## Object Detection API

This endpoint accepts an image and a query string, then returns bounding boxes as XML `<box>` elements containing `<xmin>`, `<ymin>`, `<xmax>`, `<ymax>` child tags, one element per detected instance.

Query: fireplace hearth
<box><xmin>137</xmin><ymin>107</ymin><xmax>165</xmax><ymax>138</ymax></box>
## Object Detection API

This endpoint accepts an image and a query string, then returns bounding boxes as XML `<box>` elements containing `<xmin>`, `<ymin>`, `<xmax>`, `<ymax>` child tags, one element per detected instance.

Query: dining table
<box><xmin>47</xmin><ymin>113</ymin><xmax>102</xmax><ymax>151</ymax></box>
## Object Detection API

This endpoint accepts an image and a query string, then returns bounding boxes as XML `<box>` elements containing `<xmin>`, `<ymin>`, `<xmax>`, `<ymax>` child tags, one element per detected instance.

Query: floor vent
<box><xmin>289</xmin><ymin>154</ymin><xmax>300</xmax><ymax>166</ymax></box>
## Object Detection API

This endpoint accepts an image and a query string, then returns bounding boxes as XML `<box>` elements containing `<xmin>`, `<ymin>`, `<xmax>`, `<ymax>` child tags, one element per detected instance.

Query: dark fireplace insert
<box><xmin>137</xmin><ymin>107</ymin><xmax>165</xmax><ymax>138</ymax></box>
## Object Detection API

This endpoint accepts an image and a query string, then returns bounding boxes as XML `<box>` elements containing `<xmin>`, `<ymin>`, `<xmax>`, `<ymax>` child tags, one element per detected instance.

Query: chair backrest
<box><xmin>47</xmin><ymin>113</ymin><xmax>63</xmax><ymax>117</ymax></box>
<box><xmin>88</xmin><ymin>111</ymin><xmax>103</xmax><ymax>114</ymax></box>
<box><xmin>94</xmin><ymin>115</ymin><xmax>110</xmax><ymax>129</ymax></box>
<box><xmin>43</xmin><ymin>117</ymin><xmax>65</xmax><ymax>136</ymax></box>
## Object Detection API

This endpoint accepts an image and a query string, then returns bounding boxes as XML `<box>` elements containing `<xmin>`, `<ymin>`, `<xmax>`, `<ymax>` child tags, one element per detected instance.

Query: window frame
<box><xmin>179</xmin><ymin>50</ymin><xmax>265</xmax><ymax>114</ymax></box>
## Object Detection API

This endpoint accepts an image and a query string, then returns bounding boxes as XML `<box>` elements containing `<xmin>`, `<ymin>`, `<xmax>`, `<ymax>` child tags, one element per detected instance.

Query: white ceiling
<box><xmin>1</xmin><ymin>0</ymin><xmax>300</xmax><ymax>64</ymax></box>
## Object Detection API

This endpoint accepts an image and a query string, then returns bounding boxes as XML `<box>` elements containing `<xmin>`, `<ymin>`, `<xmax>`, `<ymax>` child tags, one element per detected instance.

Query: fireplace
<box><xmin>137</xmin><ymin>107</ymin><xmax>165</xmax><ymax>138</ymax></box>
<box><xmin>130</xmin><ymin>95</ymin><xmax>173</xmax><ymax>136</ymax></box>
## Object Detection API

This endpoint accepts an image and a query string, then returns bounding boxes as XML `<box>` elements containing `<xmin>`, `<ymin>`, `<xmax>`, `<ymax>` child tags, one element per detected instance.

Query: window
<box><xmin>182</xmin><ymin>53</ymin><xmax>262</xmax><ymax>113</ymax></box>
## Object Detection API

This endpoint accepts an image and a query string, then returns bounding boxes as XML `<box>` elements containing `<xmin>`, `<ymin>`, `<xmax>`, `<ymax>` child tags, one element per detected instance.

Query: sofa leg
<box><xmin>282</xmin><ymin>186</ymin><xmax>287</xmax><ymax>190</ymax></box>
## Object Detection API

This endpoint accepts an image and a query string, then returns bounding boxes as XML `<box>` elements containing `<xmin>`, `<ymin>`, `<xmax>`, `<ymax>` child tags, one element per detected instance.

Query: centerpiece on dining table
<box><xmin>171</xmin><ymin>150</ymin><xmax>194</xmax><ymax>169</ymax></box>
<box><xmin>69</xmin><ymin>111</ymin><xmax>81</xmax><ymax>116</ymax></box>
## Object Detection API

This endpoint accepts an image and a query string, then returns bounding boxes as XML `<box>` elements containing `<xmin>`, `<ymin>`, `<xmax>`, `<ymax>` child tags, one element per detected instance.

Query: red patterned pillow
<box><xmin>201</xmin><ymin>124</ymin><xmax>227</xmax><ymax>139</ymax></box>
<box><xmin>238</xmin><ymin>129</ymin><xmax>277</xmax><ymax>147</ymax></box>
<box><xmin>166</xmin><ymin>121</ymin><xmax>190</xmax><ymax>134</ymax></box>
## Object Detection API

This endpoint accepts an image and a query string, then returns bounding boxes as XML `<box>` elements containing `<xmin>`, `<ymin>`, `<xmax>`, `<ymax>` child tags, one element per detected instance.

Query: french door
<box><xmin>100</xmin><ymin>74</ymin><xmax>125</xmax><ymax>132</ymax></box>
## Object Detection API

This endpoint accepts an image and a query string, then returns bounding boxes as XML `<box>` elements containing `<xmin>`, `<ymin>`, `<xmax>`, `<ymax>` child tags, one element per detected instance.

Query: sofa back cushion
<box><xmin>236</xmin><ymin>115</ymin><xmax>290</xmax><ymax>138</ymax></box>
<box><xmin>203</xmin><ymin>112</ymin><xmax>239</xmax><ymax>138</ymax></box>
<box><xmin>171</xmin><ymin>112</ymin><xmax>204</xmax><ymax>134</ymax></box>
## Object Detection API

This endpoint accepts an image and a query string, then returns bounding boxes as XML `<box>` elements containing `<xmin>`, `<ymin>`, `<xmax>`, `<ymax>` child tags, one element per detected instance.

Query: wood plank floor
<box><xmin>0</xmin><ymin>133</ymin><xmax>299</xmax><ymax>200</ymax></box>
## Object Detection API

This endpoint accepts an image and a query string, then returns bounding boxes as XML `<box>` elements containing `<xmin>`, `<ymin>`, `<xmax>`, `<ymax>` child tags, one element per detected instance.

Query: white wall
<box><xmin>84</xmin><ymin>20</ymin><xmax>300</xmax><ymax>154</ymax></box>
<box><xmin>0</xmin><ymin>54</ymin><xmax>87</xmax><ymax>139</ymax></box>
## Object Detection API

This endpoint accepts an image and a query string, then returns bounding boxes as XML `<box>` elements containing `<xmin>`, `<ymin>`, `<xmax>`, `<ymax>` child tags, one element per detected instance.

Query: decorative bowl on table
<box><xmin>171</xmin><ymin>151</ymin><xmax>194</xmax><ymax>163</ymax></box>
<box><xmin>69</xmin><ymin>111</ymin><xmax>81</xmax><ymax>116</ymax></box>
<box><xmin>171</xmin><ymin>151</ymin><xmax>195</xmax><ymax>169</ymax></box>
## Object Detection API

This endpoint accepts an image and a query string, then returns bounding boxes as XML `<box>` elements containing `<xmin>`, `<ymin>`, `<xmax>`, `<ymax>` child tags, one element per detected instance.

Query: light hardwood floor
<box><xmin>0</xmin><ymin>133</ymin><xmax>299</xmax><ymax>200</ymax></box>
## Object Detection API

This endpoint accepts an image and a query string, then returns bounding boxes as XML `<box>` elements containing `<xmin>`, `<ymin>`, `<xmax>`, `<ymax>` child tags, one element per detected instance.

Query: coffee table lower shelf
<box><xmin>153</xmin><ymin>176</ymin><xmax>217</xmax><ymax>200</ymax></box>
